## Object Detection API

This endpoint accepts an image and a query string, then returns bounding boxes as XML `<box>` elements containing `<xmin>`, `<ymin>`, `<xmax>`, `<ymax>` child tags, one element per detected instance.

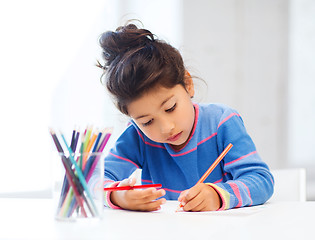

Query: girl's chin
<box><xmin>169</xmin><ymin>139</ymin><xmax>187</xmax><ymax>150</ymax></box>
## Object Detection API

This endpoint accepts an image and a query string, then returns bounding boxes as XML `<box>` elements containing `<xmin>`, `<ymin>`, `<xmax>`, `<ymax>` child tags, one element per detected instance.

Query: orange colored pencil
<box><xmin>82</xmin><ymin>131</ymin><xmax>98</xmax><ymax>169</ymax></box>
<box><xmin>176</xmin><ymin>143</ymin><xmax>233</xmax><ymax>211</ymax></box>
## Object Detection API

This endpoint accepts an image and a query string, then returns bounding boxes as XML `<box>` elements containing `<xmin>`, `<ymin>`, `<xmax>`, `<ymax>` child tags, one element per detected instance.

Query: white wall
<box><xmin>288</xmin><ymin>0</ymin><xmax>315</xmax><ymax>200</ymax></box>
<box><xmin>288</xmin><ymin>0</ymin><xmax>315</xmax><ymax>165</ymax></box>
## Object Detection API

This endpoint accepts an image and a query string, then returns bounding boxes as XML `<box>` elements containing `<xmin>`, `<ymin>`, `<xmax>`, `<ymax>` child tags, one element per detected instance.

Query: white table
<box><xmin>0</xmin><ymin>198</ymin><xmax>313</xmax><ymax>240</ymax></box>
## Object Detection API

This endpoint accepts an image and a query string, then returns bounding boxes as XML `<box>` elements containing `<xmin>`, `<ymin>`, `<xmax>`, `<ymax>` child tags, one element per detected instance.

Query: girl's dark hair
<box><xmin>97</xmin><ymin>22</ymin><xmax>186</xmax><ymax>115</ymax></box>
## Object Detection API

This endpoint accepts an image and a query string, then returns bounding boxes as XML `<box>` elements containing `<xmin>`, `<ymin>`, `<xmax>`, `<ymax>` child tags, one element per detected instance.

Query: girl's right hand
<box><xmin>110</xmin><ymin>177</ymin><xmax>166</xmax><ymax>211</ymax></box>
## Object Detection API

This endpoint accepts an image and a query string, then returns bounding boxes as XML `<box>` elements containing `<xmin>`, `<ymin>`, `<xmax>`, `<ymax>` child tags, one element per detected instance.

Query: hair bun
<box><xmin>99</xmin><ymin>23</ymin><xmax>155</xmax><ymax>68</ymax></box>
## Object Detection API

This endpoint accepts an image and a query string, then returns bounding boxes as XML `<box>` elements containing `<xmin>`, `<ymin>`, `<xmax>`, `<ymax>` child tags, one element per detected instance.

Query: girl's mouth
<box><xmin>167</xmin><ymin>131</ymin><xmax>183</xmax><ymax>142</ymax></box>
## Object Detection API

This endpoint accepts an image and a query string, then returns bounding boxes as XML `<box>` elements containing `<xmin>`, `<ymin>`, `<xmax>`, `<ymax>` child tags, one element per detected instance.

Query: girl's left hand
<box><xmin>177</xmin><ymin>183</ymin><xmax>221</xmax><ymax>211</ymax></box>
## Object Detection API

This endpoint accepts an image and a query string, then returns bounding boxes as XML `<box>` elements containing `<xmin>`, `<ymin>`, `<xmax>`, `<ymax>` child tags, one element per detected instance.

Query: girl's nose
<box><xmin>160</xmin><ymin>118</ymin><xmax>175</xmax><ymax>134</ymax></box>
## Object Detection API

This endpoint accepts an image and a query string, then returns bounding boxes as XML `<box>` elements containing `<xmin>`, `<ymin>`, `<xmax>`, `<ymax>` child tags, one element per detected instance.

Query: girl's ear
<box><xmin>185</xmin><ymin>71</ymin><xmax>195</xmax><ymax>98</ymax></box>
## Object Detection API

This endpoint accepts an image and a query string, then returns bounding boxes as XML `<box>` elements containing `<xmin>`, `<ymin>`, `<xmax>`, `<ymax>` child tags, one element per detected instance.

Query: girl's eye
<box><xmin>166</xmin><ymin>103</ymin><xmax>176</xmax><ymax>113</ymax></box>
<box><xmin>142</xmin><ymin>119</ymin><xmax>153</xmax><ymax>127</ymax></box>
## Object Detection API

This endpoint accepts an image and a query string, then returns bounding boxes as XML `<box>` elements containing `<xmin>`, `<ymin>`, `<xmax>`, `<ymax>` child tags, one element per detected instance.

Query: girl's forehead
<box><xmin>130</xmin><ymin>86</ymin><xmax>173</xmax><ymax>108</ymax></box>
<box><xmin>144</xmin><ymin>85</ymin><xmax>173</xmax><ymax>98</ymax></box>
<box><xmin>127</xmin><ymin>85</ymin><xmax>184</xmax><ymax>117</ymax></box>
<box><xmin>147</xmin><ymin>84</ymin><xmax>186</xmax><ymax>97</ymax></box>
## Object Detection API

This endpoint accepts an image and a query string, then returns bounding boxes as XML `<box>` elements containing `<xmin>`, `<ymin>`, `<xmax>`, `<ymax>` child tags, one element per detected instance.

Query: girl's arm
<box><xmin>212</xmin><ymin>108</ymin><xmax>274</xmax><ymax>210</ymax></box>
<box><xmin>92</xmin><ymin>124</ymin><xmax>166</xmax><ymax>211</ymax></box>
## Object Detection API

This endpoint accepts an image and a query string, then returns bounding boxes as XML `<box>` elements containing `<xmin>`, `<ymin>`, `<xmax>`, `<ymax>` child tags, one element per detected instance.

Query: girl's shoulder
<box><xmin>197</xmin><ymin>103</ymin><xmax>238</xmax><ymax>118</ymax></box>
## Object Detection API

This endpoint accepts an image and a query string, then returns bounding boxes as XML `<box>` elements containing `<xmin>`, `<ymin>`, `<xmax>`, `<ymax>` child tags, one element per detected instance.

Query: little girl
<box><xmin>94</xmin><ymin>22</ymin><xmax>274</xmax><ymax>212</ymax></box>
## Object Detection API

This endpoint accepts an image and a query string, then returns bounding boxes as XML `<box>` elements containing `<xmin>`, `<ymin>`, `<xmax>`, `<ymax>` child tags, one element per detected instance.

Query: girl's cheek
<box><xmin>146</xmin><ymin>129</ymin><xmax>164</xmax><ymax>142</ymax></box>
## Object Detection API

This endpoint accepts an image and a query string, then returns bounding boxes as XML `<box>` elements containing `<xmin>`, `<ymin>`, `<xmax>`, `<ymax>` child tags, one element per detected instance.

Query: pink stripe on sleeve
<box><xmin>239</xmin><ymin>181</ymin><xmax>253</xmax><ymax>206</ymax></box>
<box><xmin>224</xmin><ymin>151</ymin><xmax>257</xmax><ymax>167</ymax></box>
<box><xmin>228</xmin><ymin>182</ymin><xmax>243</xmax><ymax>208</ymax></box>
<box><xmin>217</xmin><ymin>113</ymin><xmax>241</xmax><ymax>129</ymax></box>
<box><xmin>104</xmin><ymin>182</ymin><xmax>122</xmax><ymax>209</ymax></box>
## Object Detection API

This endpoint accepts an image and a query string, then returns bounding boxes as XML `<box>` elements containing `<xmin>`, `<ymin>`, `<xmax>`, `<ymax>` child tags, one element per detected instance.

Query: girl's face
<box><xmin>127</xmin><ymin>78</ymin><xmax>195</xmax><ymax>150</ymax></box>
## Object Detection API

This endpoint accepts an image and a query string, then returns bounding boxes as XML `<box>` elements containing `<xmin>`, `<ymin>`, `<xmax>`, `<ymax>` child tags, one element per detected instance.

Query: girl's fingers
<box><xmin>112</xmin><ymin>179</ymin><xmax>167</xmax><ymax>211</ymax></box>
<box><xmin>178</xmin><ymin>190</ymin><xmax>188</xmax><ymax>202</ymax></box>
<box><xmin>125</xmin><ymin>188</ymin><xmax>166</xmax><ymax>211</ymax></box>
<box><xmin>128</xmin><ymin>188</ymin><xmax>166</xmax><ymax>202</ymax></box>
<box><xmin>183</xmin><ymin>194</ymin><xmax>203</xmax><ymax>211</ymax></box>
<box><xmin>181</xmin><ymin>184</ymin><xmax>221</xmax><ymax>211</ymax></box>
<box><xmin>136</xmin><ymin>198</ymin><xmax>167</xmax><ymax>212</ymax></box>
<box><xmin>141</xmin><ymin>188</ymin><xmax>166</xmax><ymax>201</ymax></box>
<box><xmin>178</xmin><ymin>185</ymin><xmax>200</xmax><ymax>207</ymax></box>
